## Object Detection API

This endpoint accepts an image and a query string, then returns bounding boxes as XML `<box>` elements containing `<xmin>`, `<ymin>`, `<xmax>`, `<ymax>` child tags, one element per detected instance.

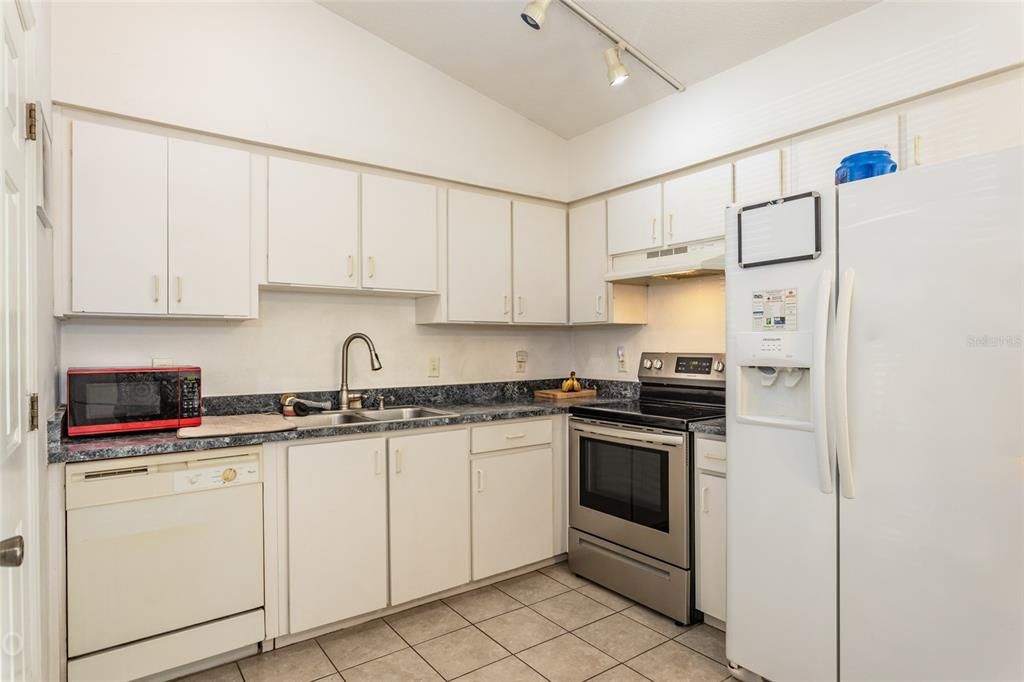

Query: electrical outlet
<box><xmin>617</xmin><ymin>346</ymin><xmax>627</xmax><ymax>373</ymax></box>
<box><xmin>515</xmin><ymin>350</ymin><xmax>528</xmax><ymax>374</ymax></box>
<box><xmin>428</xmin><ymin>356</ymin><xmax>441</xmax><ymax>378</ymax></box>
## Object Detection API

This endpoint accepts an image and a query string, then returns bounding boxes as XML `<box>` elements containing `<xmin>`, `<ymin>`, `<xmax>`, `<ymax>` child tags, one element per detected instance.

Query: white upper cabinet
<box><xmin>447</xmin><ymin>189</ymin><xmax>512</xmax><ymax>323</ymax></box>
<box><xmin>361</xmin><ymin>174</ymin><xmax>438</xmax><ymax>292</ymax></box>
<box><xmin>512</xmin><ymin>201</ymin><xmax>567</xmax><ymax>324</ymax></box>
<box><xmin>662</xmin><ymin>163</ymin><xmax>734</xmax><ymax>245</ymax></box>
<box><xmin>569</xmin><ymin>201</ymin><xmax>609</xmax><ymax>324</ymax></box>
<box><xmin>734</xmin><ymin>148</ymin><xmax>784</xmax><ymax>206</ymax></box>
<box><xmin>789</xmin><ymin>116</ymin><xmax>898</xmax><ymax>194</ymax></box>
<box><xmin>268</xmin><ymin>157</ymin><xmax>359</xmax><ymax>289</ymax></box>
<box><xmin>71</xmin><ymin>121</ymin><xmax>168</xmax><ymax>315</ymax></box>
<box><xmin>168</xmin><ymin>139</ymin><xmax>252</xmax><ymax>317</ymax></box>
<box><xmin>904</xmin><ymin>72</ymin><xmax>1024</xmax><ymax>169</ymax></box>
<box><xmin>607</xmin><ymin>184</ymin><xmax>662</xmax><ymax>255</ymax></box>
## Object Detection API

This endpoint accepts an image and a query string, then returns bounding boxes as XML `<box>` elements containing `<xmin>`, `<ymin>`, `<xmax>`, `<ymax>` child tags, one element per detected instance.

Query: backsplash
<box><xmin>202</xmin><ymin>378</ymin><xmax>639</xmax><ymax>416</ymax></box>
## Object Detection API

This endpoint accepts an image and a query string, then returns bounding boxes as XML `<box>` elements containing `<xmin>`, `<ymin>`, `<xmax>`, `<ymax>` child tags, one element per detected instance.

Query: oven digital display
<box><xmin>674</xmin><ymin>357</ymin><xmax>713</xmax><ymax>374</ymax></box>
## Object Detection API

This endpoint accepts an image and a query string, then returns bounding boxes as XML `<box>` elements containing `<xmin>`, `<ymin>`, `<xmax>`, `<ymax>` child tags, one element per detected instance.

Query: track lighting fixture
<box><xmin>603</xmin><ymin>44</ymin><xmax>629</xmax><ymax>86</ymax></box>
<box><xmin>520</xmin><ymin>0</ymin><xmax>552</xmax><ymax>30</ymax></box>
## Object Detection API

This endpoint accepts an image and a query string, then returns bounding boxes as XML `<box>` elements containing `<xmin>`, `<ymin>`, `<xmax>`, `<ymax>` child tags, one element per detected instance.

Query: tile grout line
<box><xmin>379</xmin><ymin>616</ymin><xmax>454</xmax><ymax>681</ymax></box>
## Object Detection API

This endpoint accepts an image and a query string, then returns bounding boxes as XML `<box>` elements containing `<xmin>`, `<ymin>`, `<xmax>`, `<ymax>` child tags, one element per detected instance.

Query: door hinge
<box><xmin>25</xmin><ymin>102</ymin><xmax>37</xmax><ymax>141</ymax></box>
<box><xmin>29</xmin><ymin>393</ymin><xmax>38</xmax><ymax>431</ymax></box>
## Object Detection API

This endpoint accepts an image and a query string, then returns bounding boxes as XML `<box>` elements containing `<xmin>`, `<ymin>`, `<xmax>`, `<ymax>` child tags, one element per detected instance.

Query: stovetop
<box><xmin>570</xmin><ymin>352</ymin><xmax>726</xmax><ymax>431</ymax></box>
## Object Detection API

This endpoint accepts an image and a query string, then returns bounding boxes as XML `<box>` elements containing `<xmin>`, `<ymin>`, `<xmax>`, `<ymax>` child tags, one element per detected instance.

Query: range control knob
<box><xmin>712</xmin><ymin>360</ymin><xmax>725</xmax><ymax>373</ymax></box>
<box><xmin>652</xmin><ymin>359</ymin><xmax>663</xmax><ymax>370</ymax></box>
<box><xmin>642</xmin><ymin>359</ymin><xmax>653</xmax><ymax>370</ymax></box>
<box><xmin>221</xmin><ymin>467</ymin><xmax>237</xmax><ymax>483</ymax></box>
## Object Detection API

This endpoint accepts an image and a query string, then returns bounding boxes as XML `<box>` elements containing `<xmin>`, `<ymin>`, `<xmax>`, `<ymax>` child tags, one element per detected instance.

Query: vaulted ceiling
<box><xmin>319</xmin><ymin>0</ymin><xmax>876</xmax><ymax>139</ymax></box>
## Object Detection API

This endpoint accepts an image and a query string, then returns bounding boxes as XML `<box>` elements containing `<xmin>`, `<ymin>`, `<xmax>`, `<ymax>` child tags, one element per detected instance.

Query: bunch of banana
<box><xmin>561</xmin><ymin>371</ymin><xmax>582</xmax><ymax>393</ymax></box>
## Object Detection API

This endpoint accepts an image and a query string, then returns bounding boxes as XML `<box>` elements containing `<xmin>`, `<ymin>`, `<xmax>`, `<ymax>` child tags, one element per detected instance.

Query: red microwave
<box><xmin>66</xmin><ymin>366</ymin><xmax>202</xmax><ymax>436</ymax></box>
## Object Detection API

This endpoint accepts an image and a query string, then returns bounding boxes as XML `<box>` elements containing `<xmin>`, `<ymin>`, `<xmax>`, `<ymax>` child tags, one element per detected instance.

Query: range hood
<box><xmin>605</xmin><ymin>239</ymin><xmax>725</xmax><ymax>285</ymax></box>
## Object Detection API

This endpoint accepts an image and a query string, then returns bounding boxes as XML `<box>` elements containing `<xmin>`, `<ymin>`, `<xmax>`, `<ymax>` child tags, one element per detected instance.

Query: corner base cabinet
<box><xmin>287</xmin><ymin>438</ymin><xmax>388</xmax><ymax>632</ymax></box>
<box><xmin>389</xmin><ymin>429</ymin><xmax>471</xmax><ymax>604</ymax></box>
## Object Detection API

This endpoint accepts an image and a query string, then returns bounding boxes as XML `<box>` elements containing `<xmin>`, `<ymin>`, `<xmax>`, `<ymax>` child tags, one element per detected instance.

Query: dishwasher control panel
<box><xmin>174</xmin><ymin>460</ymin><xmax>260</xmax><ymax>492</ymax></box>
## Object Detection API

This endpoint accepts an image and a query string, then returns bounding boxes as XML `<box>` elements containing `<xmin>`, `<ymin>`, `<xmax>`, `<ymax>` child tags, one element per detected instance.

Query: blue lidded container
<box><xmin>835</xmin><ymin>150</ymin><xmax>897</xmax><ymax>185</ymax></box>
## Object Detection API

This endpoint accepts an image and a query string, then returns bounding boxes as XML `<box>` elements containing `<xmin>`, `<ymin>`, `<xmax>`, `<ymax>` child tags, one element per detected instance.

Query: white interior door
<box><xmin>267</xmin><ymin>157</ymin><xmax>359</xmax><ymax>288</ymax></box>
<box><xmin>837</xmin><ymin>149</ymin><xmax>1023</xmax><ymax>681</ymax></box>
<box><xmin>1</xmin><ymin>3</ymin><xmax>37</xmax><ymax>679</ymax></box>
<box><xmin>568</xmin><ymin>201</ymin><xmax>609</xmax><ymax>324</ymax></box>
<box><xmin>168</xmin><ymin>138</ymin><xmax>251</xmax><ymax>316</ymax></box>
<box><xmin>447</xmin><ymin>189</ymin><xmax>511</xmax><ymax>323</ymax></box>
<box><xmin>512</xmin><ymin>201</ymin><xmax>566</xmax><ymax>324</ymax></box>
<box><xmin>361</xmin><ymin>174</ymin><xmax>437</xmax><ymax>292</ymax></box>
<box><xmin>70</xmin><ymin>121</ymin><xmax>168</xmax><ymax>314</ymax></box>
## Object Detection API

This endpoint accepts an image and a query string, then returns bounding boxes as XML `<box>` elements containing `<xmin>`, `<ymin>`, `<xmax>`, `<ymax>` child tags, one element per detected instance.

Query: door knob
<box><xmin>0</xmin><ymin>535</ymin><xmax>24</xmax><ymax>567</ymax></box>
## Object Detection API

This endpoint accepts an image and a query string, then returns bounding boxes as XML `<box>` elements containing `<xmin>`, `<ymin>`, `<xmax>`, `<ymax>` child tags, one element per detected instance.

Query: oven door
<box><xmin>67</xmin><ymin>369</ymin><xmax>182</xmax><ymax>434</ymax></box>
<box><xmin>569</xmin><ymin>418</ymin><xmax>690</xmax><ymax>568</ymax></box>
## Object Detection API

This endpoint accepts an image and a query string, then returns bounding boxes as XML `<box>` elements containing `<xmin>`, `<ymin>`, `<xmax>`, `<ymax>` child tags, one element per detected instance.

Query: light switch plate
<box><xmin>515</xmin><ymin>350</ymin><xmax>527</xmax><ymax>374</ymax></box>
<box><xmin>428</xmin><ymin>356</ymin><xmax>441</xmax><ymax>378</ymax></box>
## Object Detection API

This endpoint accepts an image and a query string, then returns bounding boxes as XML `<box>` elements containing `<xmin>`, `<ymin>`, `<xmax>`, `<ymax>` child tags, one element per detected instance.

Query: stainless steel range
<box><xmin>568</xmin><ymin>352</ymin><xmax>726</xmax><ymax>625</ymax></box>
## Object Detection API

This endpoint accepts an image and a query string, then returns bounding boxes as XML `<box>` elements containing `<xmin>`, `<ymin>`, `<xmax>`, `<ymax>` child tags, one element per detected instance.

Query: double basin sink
<box><xmin>285</xmin><ymin>406</ymin><xmax>457</xmax><ymax>430</ymax></box>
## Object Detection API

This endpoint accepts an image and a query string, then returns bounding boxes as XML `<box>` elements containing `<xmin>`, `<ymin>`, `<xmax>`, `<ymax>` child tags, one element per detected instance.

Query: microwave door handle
<box><xmin>572</xmin><ymin>423</ymin><xmax>685</xmax><ymax>447</ymax></box>
<box><xmin>813</xmin><ymin>269</ymin><xmax>834</xmax><ymax>494</ymax></box>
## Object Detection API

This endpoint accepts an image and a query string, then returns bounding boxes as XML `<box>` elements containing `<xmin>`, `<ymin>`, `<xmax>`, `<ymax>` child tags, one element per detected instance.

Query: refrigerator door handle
<box><xmin>835</xmin><ymin>267</ymin><xmax>856</xmax><ymax>499</ymax></box>
<box><xmin>813</xmin><ymin>269</ymin><xmax>834</xmax><ymax>494</ymax></box>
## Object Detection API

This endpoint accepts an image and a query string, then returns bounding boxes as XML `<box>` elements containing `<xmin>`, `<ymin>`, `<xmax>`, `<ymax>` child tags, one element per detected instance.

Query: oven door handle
<box><xmin>571</xmin><ymin>422</ymin><xmax>685</xmax><ymax>447</ymax></box>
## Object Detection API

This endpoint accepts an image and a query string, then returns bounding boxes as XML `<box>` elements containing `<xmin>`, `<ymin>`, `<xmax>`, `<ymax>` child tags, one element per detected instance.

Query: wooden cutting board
<box><xmin>534</xmin><ymin>388</ymin><xmax>597</xmax><ymax>401</ymax></box>
<box><xmin>177</xmin><ymin>413</ymin><xmax>297</xmax><ymax>438</ymax></box>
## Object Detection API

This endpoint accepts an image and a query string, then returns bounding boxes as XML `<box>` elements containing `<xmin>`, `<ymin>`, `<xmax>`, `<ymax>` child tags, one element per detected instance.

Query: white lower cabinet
<box><xmin>287</xmin><ymin>438</ymin><xmax>388</xmax><ymax>633</ymax></box>
<box><xmin>697</xmin><ymin>471</ymin><xmax>727</xmax><ymax>623</ymax></box>
<box><xmin>471</xmin><ymin>447</ymin><xmax>554</xmax><ymax>580</ymax></box>
<box><xmin>389</xmin><ymin>430</ymin><xmax>471</xmax><ymax>604</ymax></box>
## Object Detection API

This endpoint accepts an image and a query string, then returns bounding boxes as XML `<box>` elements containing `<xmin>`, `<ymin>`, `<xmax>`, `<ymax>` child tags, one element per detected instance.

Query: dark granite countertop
<box><xmin>47</xmin><ymin>396</ymin><xmax>623</xmax><ymax>464</ymax></box>
<box><xmin>689</xmin><ymin>417</ymin><xmax>726</xmax><ymax>437</ymax></box>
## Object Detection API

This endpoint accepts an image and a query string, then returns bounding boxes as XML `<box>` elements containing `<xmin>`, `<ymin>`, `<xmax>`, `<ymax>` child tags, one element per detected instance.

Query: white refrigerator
<box><xmin>725</xmin><ymin>147</ymin><xmax>1023</xmax><ymax>681</ymax></box>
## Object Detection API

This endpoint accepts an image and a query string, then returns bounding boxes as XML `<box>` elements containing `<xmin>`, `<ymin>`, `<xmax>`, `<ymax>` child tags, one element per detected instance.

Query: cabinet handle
<box><xmin>475</xmin><ymin>469</ymin><xmax>484</xmax><ymax>492</ymax></box>
<box><xmin>505</xmin><ymin>433</ymin><xmax>526</xmax><ymax>440</ymax></box>
<box><xmin>152</xmin><ymin>275</ymin><xmax>160</xmax><ymax>303</ymax></box>
<box><xmin>517</xmin><ymin>296</ymin><xmax>524</xmax><ymax>315</ymax></box>
<box><xmin>914</xmin><ymin>135</ymin><xmax>922</xmax><ymax>166</ymax></box>
<box><xmin>701</xmin><ymin>486</ymin><xmax>709</xmax><ymax>513</ymax></box>
<box><xmin>504</xmin><ymin>295</ymin><xmax>509</xmax><ymax>315</ymax></box>
<box><xmin>394</xmin><ymin>448</ymin><xmax>402</xmax><ymax>474</ymax></box>
<box><xmin>668</xmin><ymin>214</ymin><xmax>674</xmax><ymax>241</ymax></box>
<box><xmin>596</xmin><ymin>294</ymin><xmax>602</xmax><ymax>315</ymax></box>
<box><xmin>374</xmin><ymin>450</ymin><xmax>382</xmax><ymax>476</ymax></box>
<box><xmin>347</xmin><ymin>255</ymin><xmax>354</xmax><ymax>278</ymax></box>
<box><xmin>651</xmin><ymin>218</ymin><xmax>657</xmax><ymax>242</ymax></box>
<box><xmin>175</xmin><ymin>276</ymin><xmax>183</xmax><ymax>303</ymax></box>
<box><xmin>367</xmin><ymin>256</ymin><xmax>375</xmax><ymax>279</ymax></box>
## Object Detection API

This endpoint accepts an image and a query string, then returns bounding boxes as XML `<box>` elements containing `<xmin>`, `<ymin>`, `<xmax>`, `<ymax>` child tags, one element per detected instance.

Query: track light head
<box><xmin>604</xmin><ymin>44</ymin><xmax>630</xmax><ymax>86</ymax></box>
<box><xmin>520</xmin><ymin>0</ymin><xmax>552</xmax><ymax>30</ymax></box>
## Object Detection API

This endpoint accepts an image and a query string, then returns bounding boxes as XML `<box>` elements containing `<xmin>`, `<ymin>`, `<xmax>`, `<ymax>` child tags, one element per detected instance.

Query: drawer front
<box><xmin>695</xmin><ymin>435</ymin><xmax>726</xmax><ymax>474</ymax></box>
<box><xmin>472</xmin><ymin>419</ymin><xmax>552</xmax><ymax>454</ymax></box>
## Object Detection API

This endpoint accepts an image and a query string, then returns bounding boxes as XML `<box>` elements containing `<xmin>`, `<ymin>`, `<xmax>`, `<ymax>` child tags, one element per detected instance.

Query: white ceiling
<box><xmin>319</xmin><ymin>0</ymin><xmax>876</xmax><ymax>139</ymax></box>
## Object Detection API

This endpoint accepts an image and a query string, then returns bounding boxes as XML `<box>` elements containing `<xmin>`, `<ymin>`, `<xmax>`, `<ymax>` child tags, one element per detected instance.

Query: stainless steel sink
<box><xmin>284</xmin><ymin>411</ymin><xmax>374</xmax><ymax>429</ymax></box>
<box><xmin>358</xmin><ymin>406</ymin><xmax>457</xmax><ymax>421</ymax></box>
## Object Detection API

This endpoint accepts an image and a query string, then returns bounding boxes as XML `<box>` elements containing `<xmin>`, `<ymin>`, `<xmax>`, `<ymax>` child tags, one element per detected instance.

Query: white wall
<box><xmin>60</xmin><ymin>290</ymin><xmax>574</xmax><ymax>397</ymax></box>
<box><xmin>567</xmin><ymin>1</ymin><xmax>1024</xmax><ymax>199</ymax></box>
<box><xmin>49</xmin><ymin>1</ymin><xmax>569</xmax><ymax>201</ymax></box>
<box><xmin>570</xmin><ymin>277</ymin><xmax>726</xmax><ymax>381</ymax></box>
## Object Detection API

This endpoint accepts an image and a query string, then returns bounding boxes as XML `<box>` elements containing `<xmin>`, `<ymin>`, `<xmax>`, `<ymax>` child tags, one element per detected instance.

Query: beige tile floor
<box><xmin>176</xmin><ymin>562</ymin><xmax>734</xmax><ymax>682</ymax></box>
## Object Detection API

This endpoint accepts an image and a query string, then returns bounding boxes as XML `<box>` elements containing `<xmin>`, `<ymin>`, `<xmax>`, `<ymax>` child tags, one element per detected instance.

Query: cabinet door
<box><xmin>734</xmin><ymin>148</ymin><xmax>784</xmax><ymax>206</ymax></box>
<box><xmin>362</xmin><ymin>174</ymin><xmax>438</xmax><ymax>292</ymax></box>
<box><xmin>905</xmin><ymin>72</ymin><xmax>1024</xmax><ymax>168</ymax></box>
<box><xmin>607</xmin><ymin>184</ymin><xmax>662</xmax><ymax>255</ymax></box>
<box><xmin>389</xmin><ymin>430</ymin><xmax>470</xmax><ymax>604</ymax></box>
<box><xmin>698</xmin><ymin>472</ymin><xmax>726</xmax><ymax>622</ymax></box>
<box><xmin>472</xmin><ymin>448</ymin><xmax>554</xmax><ymax>580</ymax></box>
<box><xmin>168</xmin><ymin>139</ymin><xmax>252</xmax><ymax>316</ymax></box>
<box><xmin>448</xmin><ymin>189</ymin><xmax>511</xmax><ymax>323</ymax></box>
<box><xmin>288</xmin><ymin>438</ymin><xmax>388</xmax><ymax>633</ymax></box>
<box><xmin>71</xmin><ymin>121</ymin><xmax>168</xmax><ymax>314</ymax></box>
<box><xmin>569</xmin><ymin>201</ymin><xmax>609</xmax><ymax>324</ymax></box>
<box><xmin>268</xmin><ymin>157</ymin><xmax>359</xmax><ymax>288</ymax></box>
<box><xmin>512</xmin><ymin>201</ymin><xmax>567</xmax><ymax>324</ymax></box>
<box><xmin>662</xmin><ymin>163</ymin><xmax>733</xmax><ymax>245</ymax></box>
<box><xmin>789</xmin><ymin>116</ymin><xmax>898</xmax><ymax>194</ymax></box>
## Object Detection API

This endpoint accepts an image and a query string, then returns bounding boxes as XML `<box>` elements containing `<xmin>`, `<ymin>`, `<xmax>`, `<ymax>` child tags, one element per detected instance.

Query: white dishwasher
<box><xmin>65</xmin><ymin>446</ymin><xmax>265</xmax><ymax>682</ymax></box>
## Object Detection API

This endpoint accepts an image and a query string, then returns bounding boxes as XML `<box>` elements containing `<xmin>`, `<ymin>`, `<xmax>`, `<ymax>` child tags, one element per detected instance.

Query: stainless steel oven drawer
<box><xmin>568</xmin><ymin>528</ymin><xmax>692</xmax><ymax>625</ymax></box>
